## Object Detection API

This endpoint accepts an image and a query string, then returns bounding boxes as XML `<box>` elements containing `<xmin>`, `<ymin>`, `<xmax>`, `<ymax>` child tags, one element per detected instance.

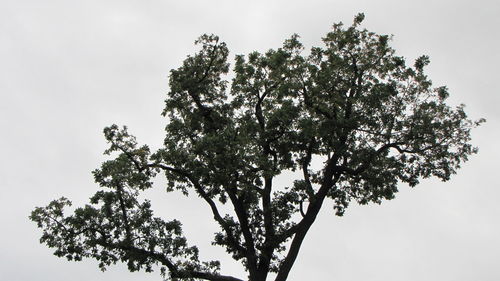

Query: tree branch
<box><xmin>300</xmin><ymin>83</ymin><xmax>333</xmax><ymax>119</ymax></box>
<box><xmin>302</xmin><ymin>139</ymin><xmax>316</xmax><ymax>199</ymax></box>
<box><xmin>196</xmin><ymin>38</ymin><xmax>220</xmax><ymax>84</ymax></box>
<box><xmin>257</xmin><ymin>175</ymin><xmax>274</xmax><ymax>279</ymax></box>
<box><xmin>149</xmin><ymin>163</ymin><xmax>247</xmax><ymax>257</ymax></box>
<box><xmin>225</xmin><ymin>186</ymin><xmax>259</xmax><ymax>279</ymax></box>
<box><xmin>102</xmin><ymin>242</ymin><xmax>243</xmax><ymax>281</ymax></box>
<box><xmin>274</xmin><ymin>160</ymin><xmax>340</xmax><ymax>281</ymax></box>
<box><xmin>336</xmin><ymin>141</ymin><xmax>443</xmax><ymax>176</ymax></box>
<box><xmin>115</xmin><ymin>183</ymin><xmax>132</xmax><ymax>242</ymax></box>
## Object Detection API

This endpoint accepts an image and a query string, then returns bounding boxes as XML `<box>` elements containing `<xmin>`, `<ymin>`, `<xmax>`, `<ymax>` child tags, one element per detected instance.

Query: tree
<box><xmin>31</xmin><ymin>14</ymin><xmax>483</xmax><ymax>281</ymax></box>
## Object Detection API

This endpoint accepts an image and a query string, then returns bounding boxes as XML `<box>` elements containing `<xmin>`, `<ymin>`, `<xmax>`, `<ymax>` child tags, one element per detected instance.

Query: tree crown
<box><xmin>31</xmin><ymin>14</ymin><xmax>483</xmax><ymax>281</ymax></box>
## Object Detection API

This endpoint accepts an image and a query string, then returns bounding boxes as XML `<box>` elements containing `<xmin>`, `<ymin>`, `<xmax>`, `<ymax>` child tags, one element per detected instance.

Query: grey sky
<box><xmin>1</xmin><ymin>0</ymin><xmax>499</xmax><ymax>280</ymax></box>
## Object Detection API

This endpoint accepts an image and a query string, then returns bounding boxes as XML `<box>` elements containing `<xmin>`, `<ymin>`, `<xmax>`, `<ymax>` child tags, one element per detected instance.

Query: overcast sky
<box><xmin>1</xmin><ymin>1</ymin><xmax>499</xmax><ymax>281</ymax></box>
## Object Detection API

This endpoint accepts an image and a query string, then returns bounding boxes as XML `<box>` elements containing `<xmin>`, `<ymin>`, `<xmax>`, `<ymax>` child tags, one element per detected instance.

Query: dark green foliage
<box><xmin>31</xmin><ymin>14</ymin><xmax>483</xmax><ymax>281</ymax></box>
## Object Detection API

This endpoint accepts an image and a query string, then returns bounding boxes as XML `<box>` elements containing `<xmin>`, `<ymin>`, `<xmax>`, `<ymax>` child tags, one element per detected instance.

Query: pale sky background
<box><xmin>1</xmin><ymin>1</ymin><xmax>499</xmax><ymax>281</ymax></box>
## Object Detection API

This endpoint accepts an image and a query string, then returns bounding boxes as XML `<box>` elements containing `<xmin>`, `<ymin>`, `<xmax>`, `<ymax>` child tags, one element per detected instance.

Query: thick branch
<box><xmin>274</xmin><ymin>161</ymin><xmax>339</xmax><ymax>281</ymax></box>
<box><xmin>104</xmin><ymin>242</ymin><xmax>243</xmax><ymax>281</ymax></box>
<box><xmin>255</xmin><ymin>90</ymin><xmax>268</xmax><ymax>131</ymax></box>
<box><xmin>257</xmin><ymin>175</ymin><xmax>274</xmax><ymax>279</ymax></box>
<box><xmin>225</xmin><ymin>187</ymin><xmax>259</xmax><ymax>278</ymax></box>
<box><xmin>302</xmin><ymin>139</ymin><xmax>316</xmax><ymax>199</ymax></box>
<box><xmin>253</xmin><ymin>82</ymin><xmax>281</xmax><ymax>278</ymax></box>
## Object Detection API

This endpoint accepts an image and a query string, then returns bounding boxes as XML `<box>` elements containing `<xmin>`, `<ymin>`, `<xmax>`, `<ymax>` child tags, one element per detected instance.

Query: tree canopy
<box><xmin>31</xmin><ymin>14</ymin><xmax>483</xmax><ymax>281</ymax></box>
